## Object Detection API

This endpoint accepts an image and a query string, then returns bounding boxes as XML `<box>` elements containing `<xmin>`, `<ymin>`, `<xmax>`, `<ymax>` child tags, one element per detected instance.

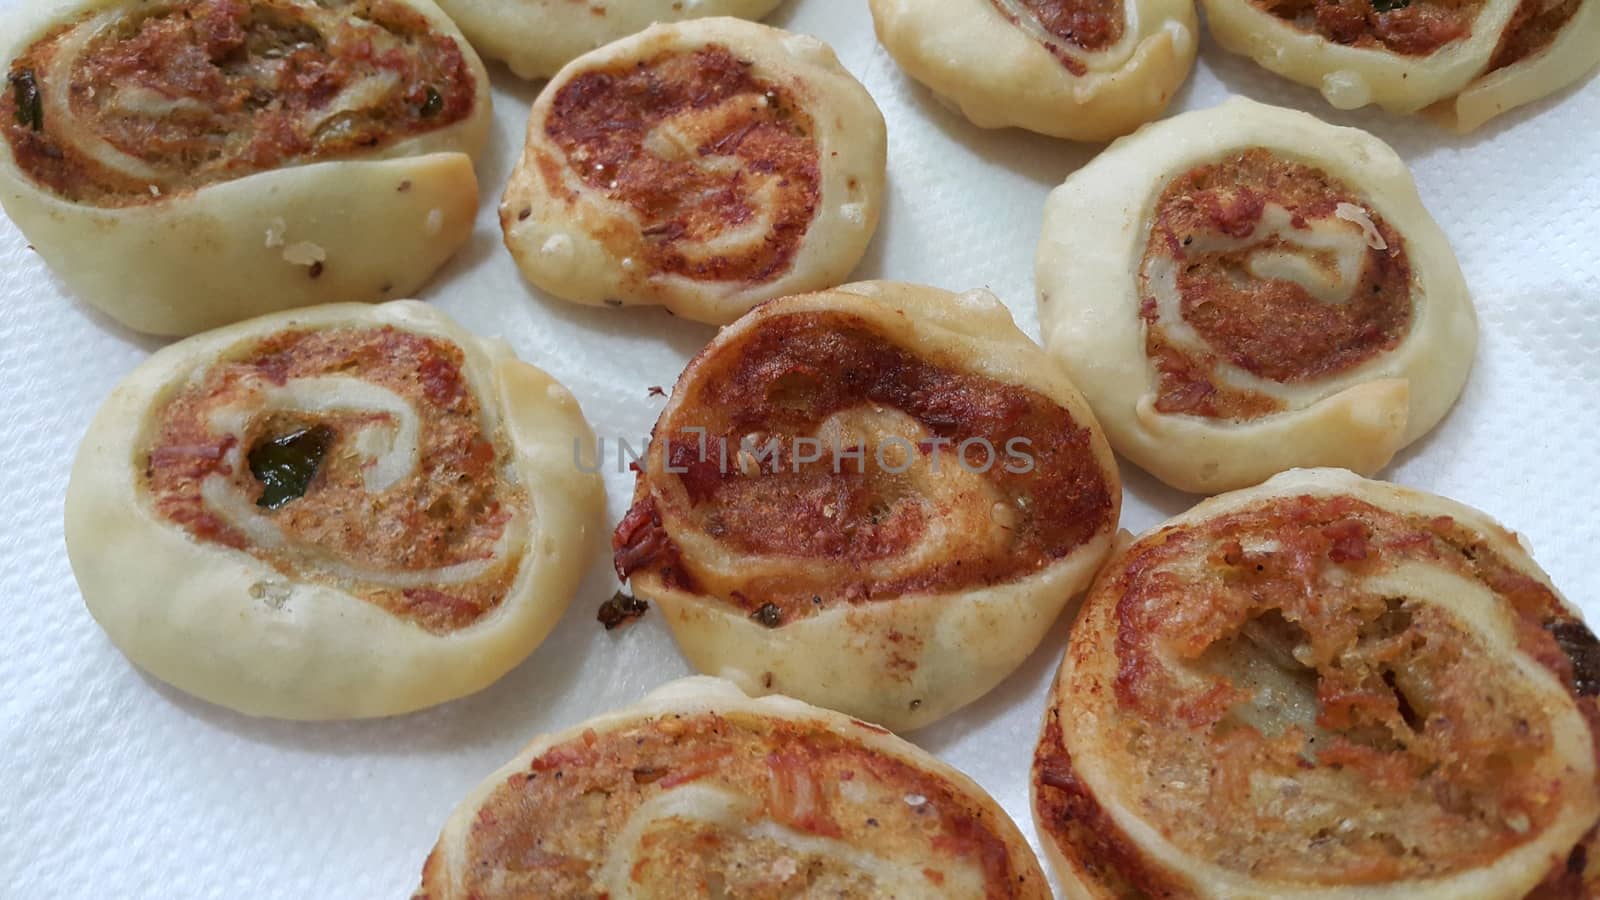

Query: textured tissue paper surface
<box><xmin>2</xmin><ymin>0</ymin><xmax>1598</xmax><ymax>896</ymax></box>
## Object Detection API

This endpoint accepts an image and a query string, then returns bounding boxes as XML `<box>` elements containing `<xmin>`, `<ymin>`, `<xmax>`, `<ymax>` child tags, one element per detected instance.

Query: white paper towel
<box><xmin>1</xmin><ymin>2</ymin><xmax>1596</xmax><ymax>896</ymax></box>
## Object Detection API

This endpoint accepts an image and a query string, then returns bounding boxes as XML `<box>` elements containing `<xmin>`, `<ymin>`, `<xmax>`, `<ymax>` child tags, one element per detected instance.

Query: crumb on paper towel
<box><xmin>598</xmin><ymin>592</ymin><xmax>649</xmax><ymax>630</ymax></box>
<box><xmin>283</xmin><ymin>241</ymin><xmax>327</xmax><ymax>267</ymax></box>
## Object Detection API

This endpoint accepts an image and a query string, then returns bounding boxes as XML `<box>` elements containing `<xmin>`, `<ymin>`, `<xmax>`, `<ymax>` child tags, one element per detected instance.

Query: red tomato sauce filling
<box><xmin>988</xmin><ymin>0</ymin><xmax>1128</xmax><ymax>75</ymax></box>
<box><xmin>1490</xmin><ymin>0</ymin><xmax>1581</xmax><ymax>70</ymax></box>
<box><xmin>613</xmin><ymin>311</ymin><xmax>1115</xmax><ymax>621</ymax></box>
<box><xmin>2</xmin><ymin>0</ymin><xmax>474</xmax><ymax>205</ymax></box>
<box><xmin>1140</xmin><ymin>148</ymin><xmax>1414</xmax><ymax>420</ymax></box>
<box><xmin>542</xmin><ymin>46</ymin><xmax>821</xmax><ymax>286</ymax></box>
<box><xmin>144</xmin><ymin>326</ymin><xmax>522</xmax><ymax>633</ymax></box>
<box><xmin>1253</xmin><ymin>0</ymin><xmax>1483</xmax><ymax>55</ymax></box>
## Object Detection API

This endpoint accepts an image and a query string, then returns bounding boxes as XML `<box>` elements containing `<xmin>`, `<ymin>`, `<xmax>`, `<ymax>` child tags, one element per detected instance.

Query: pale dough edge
<box><xmin>436</xmin><ymin>0</ymin><xmax>784</xmax><ymax>80</ymax></box>
<box><xmin>1202</xmin><ymin>0</ymin><xmax>1521</xmax><ymax>112</ymax></box>
<box><xmin>867</xmin><ymin>0</ymin><xmax>1198</xmax><ymax>141</ymax></box>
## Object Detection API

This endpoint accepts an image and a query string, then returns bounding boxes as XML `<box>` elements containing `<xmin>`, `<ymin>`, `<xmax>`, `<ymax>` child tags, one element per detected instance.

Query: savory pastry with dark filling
<box><xmin>1431</xmin><ymin>0</ymin><xmax>1600</xmax><ymax>131</ymax></box>
<box><xmin>415</xmin><ymin>677</ymin><xmax>1053</xmax><ymax>898</ymax></box>
<box><xmin>65</xmin><ymin>301</ymin><xmax>603</xmax><ymax>720</ymax></box>
<box><xmin>500</xmin><ymin>18</ymin><xmax>886</xmax><ymax>326</ymax></box>
<box><xmin>433</xmin><ymin>0</ymin><xmax>783</xmax><ymax>80</ymax></box>
<box><xmin>0</xmin><ymin>0</ymin><xmax>491</xmax><ymax>336</ymax></box>
<box><xmin>612</xmin><ymin>281</ymin><xmax>1122</xmax><ymax>732</ymax></box>
<box><xmin>1038</xmin><ymin>98</ymin><xmax>1476</xmax><ymax>494</ymax></box>
<box><xmin>867</xmin><ymin>0</ymin><xmax>1199</xmax><ymax>141</ymax></box>
<box><xmin>1204</xmin><ymin>0</ymin><xmax>1598</xmax><ymax>126</ymax></box>
<box><xmin>1033</xmin><ymin>467</ymin><xmax>1600</xmax><ymax>899</ymax></box>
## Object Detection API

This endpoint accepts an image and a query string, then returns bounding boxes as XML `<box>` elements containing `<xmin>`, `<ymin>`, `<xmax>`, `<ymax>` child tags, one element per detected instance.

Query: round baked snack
<box><xmin>0</xmin><ymin>0</ymin><xmax>491</xmax><ymax>337</ymax></box>
<box><xmin>1203</xmin><ymin>0</ymin><xmax>1552</xmax><ymax>114</ymax></box>
<box><xmin>434</xmin><ymin>0</ymin><xmax>783</xmax><ymax>81</ymax></box>
<box><xmin>1430</xmin><ymin>0</ymin><xmax>1600</xmax><ymax>132</ymax></box>
<box><xmin>415</xmin><ymin>676</ymin><xmax>1053</xmax><ymax>899</ymax></box>
<box><xmin>612</xmin><ymin>281</ymin><xmax>1122</xmax><ymax>732</ymax></box>
<box><xmin>1031</xmin><ymin>468</ymin><xmax>1600</xmax><ymax>898</ymax></box>
<box><xmin>1037</xmin><ymin>98</ymin><xmax>1476</xmax><ymax>495</ymax></box>
<box><xmin>65</xmin><ymin>301</ymin><xmax>603</xmax><ymax>720</ymax></box>
<box><xmin>500</xmin><ymin>18</ymin><xmax>887</xmax><ymax>326</ymax></box>
<box><xmin>867</xmin><ymin>0</ymin><xmax>1198</xmax><ymax>141</ymax></box>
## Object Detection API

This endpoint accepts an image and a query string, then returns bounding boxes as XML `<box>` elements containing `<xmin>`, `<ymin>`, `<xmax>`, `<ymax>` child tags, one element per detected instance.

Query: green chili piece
<box><xmin>420</xmin><ymin>86</ymin><xmax>443</xmax><ymax>118</ymax></box>
<box><xmin>249</xmin><ymin>425</ymin><xmax>335</xmax><ymax>510</ymax></box>
<box><xmin>750</xmin><ymin>603</ymin><xmax>783</xmax><ymax>628</ymax></box>
<box><xmin>10</xmin><ymin>69</ymin><xmax>42</xmax><ymax>131</ymax></box>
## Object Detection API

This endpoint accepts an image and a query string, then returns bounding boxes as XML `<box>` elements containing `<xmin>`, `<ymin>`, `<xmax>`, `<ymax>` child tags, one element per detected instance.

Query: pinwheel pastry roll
<box><xmin>612</xmin><ymin>282</ymin><xmax>1122</xmax><ymax>732</ymax></box>
<box><xmin>415</xmin><ymin>676</ymin><xmax>1053</xmax><ymax>899</ymax></box>
<box><xmin>1201</xmin><ymin>0</ymin><xmax>1595</xmax><ymax>116</ymax></box>
<box><xmin>867</xmin><ymin>0</ymin><xmax>1198</xmax><ymax>141</ymax></box>
<box><xmin>1033</xmin><ymin>467</ymin><xmax>1600</xmax><ymax>899</ymax></box>
<box><xmin>1429</xmin><ymin>0</ymin><xmax>1600</xmax><ymax>131</ymax></box>
<box><xmin>434</xmin><ymin>0</ymin><xmax>784</xmax><ymax>80</ymax></box>
<box><xmin>1038</xmin><ymin>98</ymin><xmax>1476</xmax><ymax>495</ymax></box>
<box><xmin>500</xmin><ymin>18</ymin><xmax>887</xmax><ymax>326</ymax></box>
<box><xmin>65</xmin><ymin>301</ymin><xmax>603</xmax><ymax>720</ymax></box>
<box><xmin>0</xmin><ymin>0</ymin><xmax>491</xmax><ymax>336</ymax></box>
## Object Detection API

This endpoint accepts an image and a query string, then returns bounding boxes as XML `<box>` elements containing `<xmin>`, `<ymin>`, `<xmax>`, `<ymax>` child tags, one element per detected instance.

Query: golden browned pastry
<box><xmin>0</xmin><ymin>0</ymin><xmax>490</xmax><ymax>336</ymax></box>
<box><xmin>612</xmin><ymin>281</ymin><xmax>1121</xmax><ymax>731</ymax></box>
<box><xmin>1038</xmin><ymin>98</ymin><xmax>1477</xmax><ymax>494</ymax></box>
<box><xmin>1204</xmin><ymin>0</ymin><xmax>1599</xmax><ymax>126</ymax></box>
<box><xmin>868</xmin><ymin>0</ymin><xmax>1199</xmax><ymax>141</ymax></box>
<box><xmin>1033</xmin><ymin>468</ymin><xmax>1600</xmax><ymax>898</ymax></box>
<box><xmin>415</xmin><ymin>677</ymin><xmax>1053</xmax><ymax>899</ymax></box>
<box><xmin>500</xmin><ymin>18</ymin><xmax>886</xmax><ymax>326</ymax></box>
<box><xmin>65</xmin><ymin>301</ymin><xmax>604</xmax><ymax>720</ymax></box>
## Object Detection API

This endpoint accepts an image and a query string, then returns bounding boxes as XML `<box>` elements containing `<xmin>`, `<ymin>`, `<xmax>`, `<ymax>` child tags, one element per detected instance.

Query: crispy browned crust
<box><xmin>1032</xmin><ymin>476</ymin><xmax>1600</xmax><ymax>897</ymax></box>
<box><xmin>1033</xmin><ymin>705</ymin><xmax>1192</xmax><ymax>898</ymax></box>
<box><xmin>1525</xmin><ymin>826</ymin><xmax>1599</xmax><ymax>899</ymax></box>
<box><xmin>412</xmin><ymin>846</ymin><xmax>445</xmax><ymax>899</ymax></box>
<box><xmin>416</xmin><ymin>687</ymin><xmax>1052</xmax><ymax>899</ymax></box>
